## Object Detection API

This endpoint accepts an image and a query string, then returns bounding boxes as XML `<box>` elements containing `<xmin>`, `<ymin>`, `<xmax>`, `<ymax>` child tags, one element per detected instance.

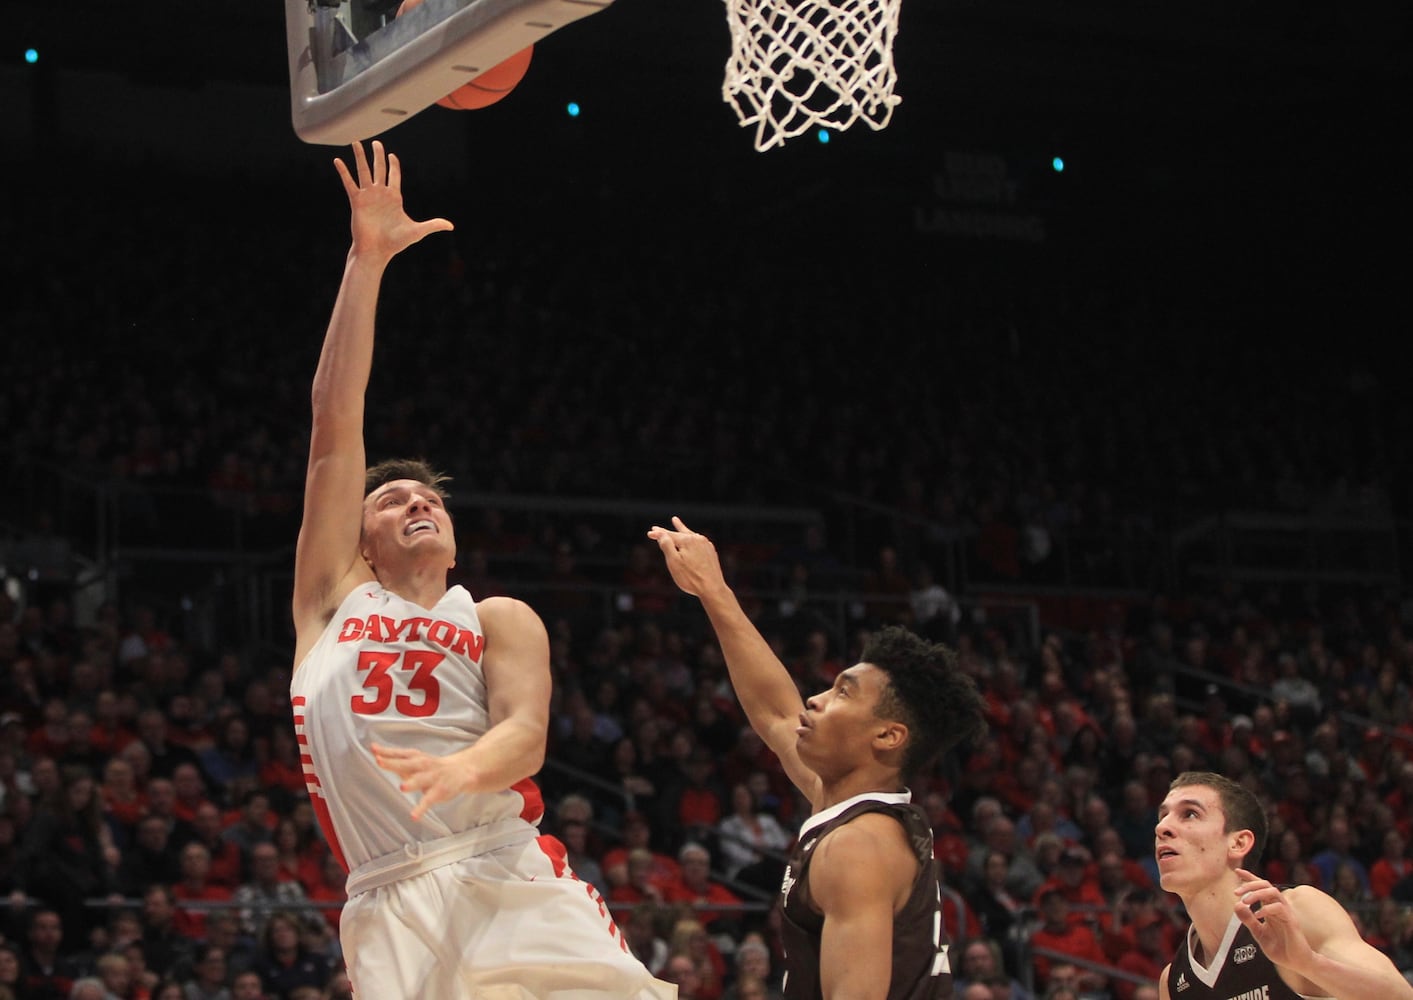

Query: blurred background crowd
<box><xmin>2</xmin><ymin>154</ymin><xmax>1411</xmax><ymax>1000</ymax></box>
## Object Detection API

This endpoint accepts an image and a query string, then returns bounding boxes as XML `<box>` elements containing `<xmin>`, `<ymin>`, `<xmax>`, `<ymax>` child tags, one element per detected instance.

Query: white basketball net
<box><xmin>722</xmin><ymin>0</ymin><xmax>902</xmax><ymax>152</ymax></box>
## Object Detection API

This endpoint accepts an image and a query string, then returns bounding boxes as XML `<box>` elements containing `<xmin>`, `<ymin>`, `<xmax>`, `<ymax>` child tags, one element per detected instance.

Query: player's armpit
<box><xmin>293</xmin><ymin>448</ymin><xmax>373</xmax><ymax>651</ymax></box>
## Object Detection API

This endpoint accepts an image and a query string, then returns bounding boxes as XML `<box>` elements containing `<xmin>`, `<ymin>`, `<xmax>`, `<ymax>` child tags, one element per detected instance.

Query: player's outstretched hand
<box><xmin>371</xmin><ymin>742</ymin><xmax>473</xmax><ymax>822</ymax></box>
<box><xmin>1233</xmin><ymin>868</ymin><xmax>1315</xmax><ymax>969</ymax></box>
<box><xmin>647</xmin><ymin>516</ymin><xmax>727</xmax><ymax>599</ymax></box>
<box><xmin>334</xmin><ymin>140</ymin><xmax>453</xmax><ymax>264</ymax></box>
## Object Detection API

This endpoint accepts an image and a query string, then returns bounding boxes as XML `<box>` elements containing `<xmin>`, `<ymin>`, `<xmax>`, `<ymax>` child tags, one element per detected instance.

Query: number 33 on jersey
<box><xmin>291</xmin><ymin>583</ymin><xmax>543</xmax><ymax>872</ymax></box>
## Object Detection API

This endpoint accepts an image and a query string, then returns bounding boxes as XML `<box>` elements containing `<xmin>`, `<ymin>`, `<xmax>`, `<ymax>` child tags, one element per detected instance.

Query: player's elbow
<box><xmin>513</xmin><ymin>718</ymin><xmax>547</xmax><ymax>777</ymax></box>
<box><xmin>521</xmin><ymin>742</ymin><xmax>546</xmax><ymax>778</ymax></box>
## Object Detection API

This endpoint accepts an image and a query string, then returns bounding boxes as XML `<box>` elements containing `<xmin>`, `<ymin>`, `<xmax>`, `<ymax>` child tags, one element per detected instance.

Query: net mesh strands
<box><xmin>722</xmin><ymin>0</ymin><xmax>902</xmax><ymax>151</ymax></box>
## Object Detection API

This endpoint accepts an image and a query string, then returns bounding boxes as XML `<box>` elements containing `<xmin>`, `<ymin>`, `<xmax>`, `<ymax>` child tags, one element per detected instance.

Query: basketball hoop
<box><xmin>722</xmin><ymin>0</ymin><xmax>902</xmax><ymax>151</ymax></box>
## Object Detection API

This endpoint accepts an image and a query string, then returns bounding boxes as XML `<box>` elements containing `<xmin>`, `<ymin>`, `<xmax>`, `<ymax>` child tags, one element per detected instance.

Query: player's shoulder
<box><xmin>293</xmin><ymin>574</ymin><xmax>377</xmax><ymax>667</ymax></box>
<box><xmin>1279</xmin><ymin>882</ymin><xmax>1361</xmax><ymax>935</ymax></box>
<box><xmin>1157</xmin><ymin>964</ymin><xmax>1171</xmax><ymax>1000</ymax></box>
<box><xmin>1279</xmin><ymin>881</ymin><xmax>1323</xmax><ymax>902</ymax></box>
<box><xmin>474</xmin><ymin>596</ymin><xmax>550</xmax><ymax>660</ymax></box>
<box><xmin>475</xmin><ymin>594</ymin><xmax>530</xmax><ymax>611</ymax></box>
<box><xmin>809</xmin><ymin>810</ymin><xmax>915</xmax><ymax>908</ymax></box>
<box><xmin>475</xmin><ymin>594</ymin><xmax>543</xmax><ymax>628</ymax></box>
<box><xmin>1279</xmin><ymin>881</ymin><xmax>1340</xmax><ymax>914</ymax></box>
<box><xmin>815</xmin><ymin>809</ymin><xmax>912</xmax><ymax>867</ymax></box>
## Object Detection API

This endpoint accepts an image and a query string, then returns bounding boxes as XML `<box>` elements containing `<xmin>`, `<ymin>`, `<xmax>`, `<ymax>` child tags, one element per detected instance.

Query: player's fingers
<box><xmin>374</xmin><ymin>753</ymin><xmax>426</xmax><ymax>779</ymax></box>
<box><xmin>371</xmin><ymin>140</ymin><xmax>386</xmax><ymax>185</ymax></box>
<box><xmin>1235</xmin><ymin>882</ymin><xmax>1277</xmax><ymax>902</ymax></box>
<box><xmin>333</xmin><ymin>158</ymin><xmax>358</xmax><ymax>199</ymax></box>
<box><xmin>672</xmin><ymin>515</ymin><xmax>691</xmax><ymax>533</ymax></box>
<box><xmin>398</xmin><ymin>762</ymin><xmax>438</xmax><ymax>784</ymax></box>
<box><xmin>397</xmin><ymin>762</ymin><xmax>442</xmax><ymax>791</ymax></box>
<box><xmin>372</xmin><ymin>743</ymin><xmax>419</xmax><ymax>760</ymax></box>
<box><xmin>409</xmin><ymin>786</ymin><xmax>448</xmax><ymax>822</ymax></box>
<box><xmin>415</xmin><ymin>218</ymin><xmax>455</xmax><ymax>240</ymax></box>
<box><xmin>352</xmin><ymin>141</ymin><xmax>371</xmax><ymax>187</ymax></box>
<box><xmin>1235</xmin><ymin>888</ymin><xmax>1268</xmax><ymax>907</ymax></box>
<box><xmin>387</xmin><ymin>152</ymin><xmax>401</xmax><ymax>191</ymax></box>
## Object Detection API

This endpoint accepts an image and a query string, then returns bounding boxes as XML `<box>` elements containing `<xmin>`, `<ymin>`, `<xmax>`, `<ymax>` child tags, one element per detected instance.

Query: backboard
<box><xmin>285</xmin><ymin>0</ymin><xmax>615</xmax><ymax>145</ymax></box>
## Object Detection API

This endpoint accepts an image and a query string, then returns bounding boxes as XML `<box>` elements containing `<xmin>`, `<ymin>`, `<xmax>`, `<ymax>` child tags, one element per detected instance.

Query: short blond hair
<box><xmin>364</xmin><ymin>458</ymin><xmax>450</xmax><ymax>498</ymax></box>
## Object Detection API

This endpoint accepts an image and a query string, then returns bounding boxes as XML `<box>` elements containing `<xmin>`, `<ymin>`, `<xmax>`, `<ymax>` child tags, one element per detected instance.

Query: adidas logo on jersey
<box><xmin>1174</xmin><ymin>972</ymin><xmax>1190</xmax><ymax>992</ymax></box>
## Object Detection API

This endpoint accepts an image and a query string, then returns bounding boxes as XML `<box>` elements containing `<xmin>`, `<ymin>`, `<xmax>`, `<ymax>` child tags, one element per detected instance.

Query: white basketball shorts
<box><xmin>340</xmin><ymin>833</ymin><xmax>676</xmax><ymax>999</ymax></box>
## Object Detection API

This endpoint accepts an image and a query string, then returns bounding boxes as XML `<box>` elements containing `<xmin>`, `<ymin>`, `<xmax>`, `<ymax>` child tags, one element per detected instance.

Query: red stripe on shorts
<box><xmin>536</xmin><ymin>833</ymin><xmax>571</xmax><ymax>878</ymax></box>
<box><xmin>534</xmin><ymin>835</ymin><xmax>629</xmax><ymax>950</ymax></box>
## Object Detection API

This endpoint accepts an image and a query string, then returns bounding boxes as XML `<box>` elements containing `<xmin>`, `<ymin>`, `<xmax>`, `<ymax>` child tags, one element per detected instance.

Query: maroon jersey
<box><xmin>779</xmin><ymin>791</ymin><xmax>953</xmax><ymax>1000</ymax></box>
<box><xmin>1166</xmin><ymin>917</ymin><xmax>1332</xmax><ymax>1000</ymax></box>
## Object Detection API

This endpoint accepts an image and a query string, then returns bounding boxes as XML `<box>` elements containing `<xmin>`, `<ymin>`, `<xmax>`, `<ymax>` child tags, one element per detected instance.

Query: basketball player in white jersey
<box><xmin>1155</xmin><ymin>771</ymin><xmax>1412</xmax><ymax>1000</ymax></box>
<box><xmin>649</xmin><ymin>517</ymin><xmax>986</xmax><ymax>1000</ymax></box>
<box><xmin>291</xmin><ymin>140</ymin><xmax>672</xmax><ymax>999</ymax></box>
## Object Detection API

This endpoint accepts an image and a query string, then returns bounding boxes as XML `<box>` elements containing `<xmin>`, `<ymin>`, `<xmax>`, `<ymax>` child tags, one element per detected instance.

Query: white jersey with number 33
<box><xmin>290</xmin><ymin>583</ymin><xmax>543</xmax><ymax>873</ymax></box>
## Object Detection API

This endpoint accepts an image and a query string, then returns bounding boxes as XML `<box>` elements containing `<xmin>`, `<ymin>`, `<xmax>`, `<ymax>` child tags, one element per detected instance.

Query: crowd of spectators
<box><xmin>3</xmin><ymin>156</ymin><xmax>1412</xmax><ymax>1000</ymax></box>
<box><xmin>3</xmin><ymin>545</ymin><xmax>1413</xmax><ymax>999</ymax></box>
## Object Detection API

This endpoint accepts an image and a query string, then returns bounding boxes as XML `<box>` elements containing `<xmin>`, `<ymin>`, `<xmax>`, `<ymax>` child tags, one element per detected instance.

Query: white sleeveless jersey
<box><xmin>290</xmin><ymin>583</ymin><xmax>543</xmax><ymax>873</ymax></box>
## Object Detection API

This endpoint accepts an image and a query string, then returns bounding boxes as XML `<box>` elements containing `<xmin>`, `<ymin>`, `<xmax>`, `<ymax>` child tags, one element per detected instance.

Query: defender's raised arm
<box><xmin>649</xmin><ymin>517</ymin><xmax>820</xmax><ymax>803</ymax></box>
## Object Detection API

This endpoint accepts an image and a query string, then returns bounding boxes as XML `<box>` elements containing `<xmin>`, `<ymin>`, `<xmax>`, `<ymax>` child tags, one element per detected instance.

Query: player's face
<box><xmin>1154</xmin><ymin>784</ymin><xmax>1242</xmax><ymax>892</ymax></box>
<box><xmin>796</xmin><ymin>663</ymin><xmax>899</xmax><ymax>776</ymax></box>
<box><xmin>361</xmin><ymin>479</ymin><xmax>456</xmax><ymax>572</ymax></box>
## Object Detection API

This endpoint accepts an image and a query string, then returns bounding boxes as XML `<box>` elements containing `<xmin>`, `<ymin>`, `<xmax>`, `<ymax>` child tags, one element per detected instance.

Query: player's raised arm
<box><xmin>649</xmin><ymin>517</ymin><xmax>820</xmax><ymax>802</ymax></box>
<box><xmin>292</xmin><ymin>141</ymin><xmax>453</xmax><ymax>654</ymax></box>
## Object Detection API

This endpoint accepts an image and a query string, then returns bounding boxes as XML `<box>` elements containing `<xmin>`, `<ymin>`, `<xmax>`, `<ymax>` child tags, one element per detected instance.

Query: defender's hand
<box><xmin>648</xmin><ymin>516</ymin><xmax>728</xmax><ymax>599</ymax></box>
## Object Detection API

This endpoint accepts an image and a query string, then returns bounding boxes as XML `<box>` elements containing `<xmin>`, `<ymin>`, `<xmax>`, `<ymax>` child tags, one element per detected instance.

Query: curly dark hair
<box><xmin>364</xmin><ymin>458</ymin><xmax>451</xmax><ymax>499</ymax></box>
<box><xmin>862</xmin><ymin>626</ymin><xmax>986</xmax><ymax>779</ymax></box>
